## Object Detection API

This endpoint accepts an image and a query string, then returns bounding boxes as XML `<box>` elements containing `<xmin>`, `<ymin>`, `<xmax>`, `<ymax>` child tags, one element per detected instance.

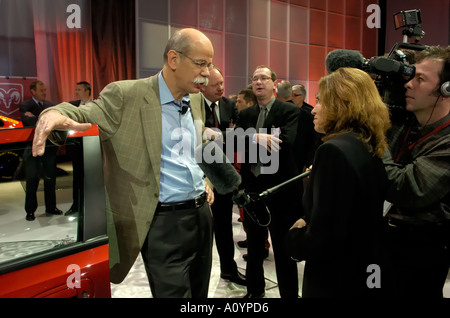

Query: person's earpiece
<box><xmin>440</xmin><ymin>81</ymin><xmax>450</xmax><ymax>97</ymax></box>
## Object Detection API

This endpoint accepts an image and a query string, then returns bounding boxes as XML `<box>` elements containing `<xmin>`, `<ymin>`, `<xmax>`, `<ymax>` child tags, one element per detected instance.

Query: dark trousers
<box><xmin>383</xmin><ymin>220</ymin><xmax>450</xmax><ymax>298</ymax></box>
<box><xmin>211</xmin><ymin>190</ymin><xmax>238</xmax><ymax>274</ymax></box>
<box><xmin>244</xmin><ymin>199</ymin><xmax>300</xmax><ymax>298</ymax></box>
<box><xmin>141</xmin><ymin>202</ymin><xmax>213</xmax><ymax>298</ymax></box>
<box><xmin>23</xmin><ymin>145</ymin><xmax>58</xmax><ymax>214</ymax></box>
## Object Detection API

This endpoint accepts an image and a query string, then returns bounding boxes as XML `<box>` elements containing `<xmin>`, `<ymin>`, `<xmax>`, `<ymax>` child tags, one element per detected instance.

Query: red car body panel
<box><xmin>0</xmin><ymin>244</ymin><xmax>110</xmax><ymax>298</ymax></box>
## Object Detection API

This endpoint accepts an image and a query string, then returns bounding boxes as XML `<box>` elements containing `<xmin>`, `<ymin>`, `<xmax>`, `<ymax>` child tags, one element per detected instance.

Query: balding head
<box><xmin>162</xmin><ymin>28</ymin><xmax>214</xmax><ymax>100</ymax></box>
<box><xmin>164</xmin><ymin>28</ymin><xmax>213</xmax><ymax>64</ymax></box>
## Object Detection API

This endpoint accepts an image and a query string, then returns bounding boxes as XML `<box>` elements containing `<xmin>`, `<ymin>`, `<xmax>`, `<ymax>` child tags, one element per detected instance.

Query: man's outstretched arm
<box><xmin>32</xmin><ymin>110</ymin><xmax>92</xmax><ymax>157</ymax></box>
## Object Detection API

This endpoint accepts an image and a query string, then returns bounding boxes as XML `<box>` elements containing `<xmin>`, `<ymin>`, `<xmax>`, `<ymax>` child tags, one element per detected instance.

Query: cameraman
<box><xmin>383</xmin><ymin>46</ymin><xmax>450</xmax><ymax>298</ymax></box>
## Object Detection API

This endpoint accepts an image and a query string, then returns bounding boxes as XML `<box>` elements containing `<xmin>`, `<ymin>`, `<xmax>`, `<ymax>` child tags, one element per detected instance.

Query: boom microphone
<box><xmin>325</xmin><ymin>49</ymin><xmax>365</xmax><ymax>73</ymax></box>
<box><xmin>195</xmin><ymin>140</ymin><xmax>241</xmax><ymax>194</ymax></box>
<box><xmin>232</xmin><ymin>169</ymin><xmax>312</xmax><ymax>227</ymax></box>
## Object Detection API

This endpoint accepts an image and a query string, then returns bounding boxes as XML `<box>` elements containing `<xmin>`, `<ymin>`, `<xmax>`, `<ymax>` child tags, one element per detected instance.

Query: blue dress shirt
<box><xmin>158</xmin><ymin>72</ymin><xmax>205</xmax><ymax>203</ymax></box>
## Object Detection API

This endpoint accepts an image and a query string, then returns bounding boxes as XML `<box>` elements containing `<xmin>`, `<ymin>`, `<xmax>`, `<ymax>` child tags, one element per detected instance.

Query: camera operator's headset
<box><xmin>442</xmin><ymin>81</ymin><xmax>450</xmax><ymax>96</ymax></box>
<box><xmin>440</xmin><ymin>59</ymin><xmax>450</xmax><ymax>97</ymax></box>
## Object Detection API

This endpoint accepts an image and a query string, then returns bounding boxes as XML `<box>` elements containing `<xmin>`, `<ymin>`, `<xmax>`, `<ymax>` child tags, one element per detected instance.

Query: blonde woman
<box><xmin>288</xmin><ymin>67</ymin><xmax>391</xmax><ymax>298</ymax></box>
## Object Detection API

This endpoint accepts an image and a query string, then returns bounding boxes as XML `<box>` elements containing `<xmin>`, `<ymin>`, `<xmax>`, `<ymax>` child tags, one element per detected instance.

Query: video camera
<box><xmin>362</xmin><ymin>9</ymin><xmax>427</xmax><ymax>124</ymax></box>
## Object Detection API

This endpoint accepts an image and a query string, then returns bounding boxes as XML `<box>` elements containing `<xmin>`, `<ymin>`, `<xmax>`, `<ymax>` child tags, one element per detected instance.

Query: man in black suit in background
<box><xmin>69</xmin><ymin>81</ymin><xmax>92</xmax><ymax>107</ymax></box>
<box><xmin>202</xmin><ymin>67</ymin><xmax>238</xmax><ymax>131</ymax></box>
<box><xmin>235</xmin><ymin>65</ymin><xmax>302</xmax><ymax>298</ymax></box>
<box><xmin>201</xmin><ymin>66</ymin><xmax>244</xmax><ymax>285</ymax></box>
<box><xmin>19</xmin><ymin>80</ymin><xmax>62</xmax><ymax>220</ymax></box>
<box><xmin>291</xmin><ymin>84</ymin><xmax>312</xmax><ymax>112</ymax></box>
<box><xmin>291</xmin><ymin>84</ymin><xmax>321</xmax><ymax>172</ymax></box>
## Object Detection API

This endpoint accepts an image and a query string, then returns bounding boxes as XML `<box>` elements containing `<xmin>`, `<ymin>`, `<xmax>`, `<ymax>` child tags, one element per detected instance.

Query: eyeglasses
<box><xmin>177</xmin><ymin>51</ymin><xmax>212</xmax><ymax>70</ymax></box>
<box><xmin>251</xmin><ymin>75</ymin><xmax>272</xmax><ymax>82</ymax></box>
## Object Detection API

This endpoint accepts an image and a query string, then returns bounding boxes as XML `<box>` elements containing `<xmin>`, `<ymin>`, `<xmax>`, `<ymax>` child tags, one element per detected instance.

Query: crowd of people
<box><xmin>27</xmin><ymin>28</ymin><xmax>449</xmax><ymax>298</ymax></box>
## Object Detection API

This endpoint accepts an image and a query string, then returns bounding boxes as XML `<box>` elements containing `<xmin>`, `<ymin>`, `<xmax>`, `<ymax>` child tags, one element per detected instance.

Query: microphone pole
<box><xmin>232</xmin><ymin>170</ymin><xmax>311</xmax><ymax>227</ymax></box>
<box><xmin>259</xmin><ymin>170</ymin><xmax>311</xmax><ymax>199</ymax></box>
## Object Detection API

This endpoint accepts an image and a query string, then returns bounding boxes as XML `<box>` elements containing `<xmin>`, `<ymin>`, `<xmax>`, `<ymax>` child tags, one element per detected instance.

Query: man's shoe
<box><xmin>26</xmin><ymin>213</ymin><xmax>35</xmax><ymax>221</ymax></box>
<box><xmin>237</xmin><ymin>240</ymin><xmax>247</xmax><ymax>248</ymax></box>
<box><xmin>46</xmin><ymin>208</ymin><xmax>63</xmax><ymax>215</ymax></box>
<box><xmin>220</xmin><ymin>270</ymin><xmax>246</xmax><ymax>286</ymax></box>
<box><xmin>243</xmin><ymin>292</ymin><xmax>265</xmax><ymax>298</ymax></box>
<box><xmin>65</xmin><ymin>206</ymin><xmax>78</xmax><ymax>216</ymax></box>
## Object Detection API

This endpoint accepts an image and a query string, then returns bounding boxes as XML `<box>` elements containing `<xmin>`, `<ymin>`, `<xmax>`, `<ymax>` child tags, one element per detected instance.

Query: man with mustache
<box><xmin>32</xmin><ymin>28</ymin><xmax>215</xmax><ymax>298</ymax></box>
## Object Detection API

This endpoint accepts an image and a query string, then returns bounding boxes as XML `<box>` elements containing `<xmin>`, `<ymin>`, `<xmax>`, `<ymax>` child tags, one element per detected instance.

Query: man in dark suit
<box><xmin>291</xmin><ymin>84</ymin><xmax>312</xmax><ymax>112</ymax></box>
<box><xmin>202</xmin><ymin>67</ymin><xmax>238</xmax><ymax>132</ymax></box>
<box><xmin>201</xmin><ymin>66</ymin><xmax>244</xmax><ymax>285</ymax></box>
<box><xmin>235</xmin><ymin>66</ymin><xmax>302</xmax><ymax>298</ymax></box>
<box><xmin>291</xmin><ymin>84</ymin><xmax>322</xmax><ymax>172</ymax></box>
<box><xmin>69</xmin><ymin>81</ymin><xmax>92</xmax><ymax>107</ymax></box>
<box><xmin>19</xmin><ymin>80</ymin><xmax>62</xmax><ymax>220</ymax></box>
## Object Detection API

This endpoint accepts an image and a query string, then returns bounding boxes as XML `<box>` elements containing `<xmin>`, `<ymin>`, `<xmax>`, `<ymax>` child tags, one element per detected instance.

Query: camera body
<box><xmin>362</xmin><ymin>42</ymin><xmax>427</xmax><ymax>124</ymax></box>
<box><xmin>362</xmin><ymin>9</ymin><xmax>427</xmax><ymax>125</ymax></box>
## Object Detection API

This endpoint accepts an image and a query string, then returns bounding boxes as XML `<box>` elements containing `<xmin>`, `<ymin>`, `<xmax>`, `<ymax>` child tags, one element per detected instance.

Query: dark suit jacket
<box><xmin>294</xmin><ymin>105</ymin><xmax>322</xmax><ymax>171</ymax></box>
<box><xmin>204</xmin><ymin>96</ymin><xmax>238</xmax><ymax>131</ymax></box>
<box><xmin>235</xmin><ymin>98</ymin><xmax>300</xmax><ymax>194</ymax></box>
<box><xmin>19</xmin><ymin>99</ymin><xmax>55</xmax><ymax>127</ymax></box>
<box><xmin>69</xmin><ymin>99</ymin><xmax>92</xmax><ymax>107</ymax></box>
<box><xmin>288</xmin><ymin>132</ymin><xmax>388</xmax><ymax>297</ymax></box>
<box><xmin>69</xmin><ymin>100</ymin><xmax>81</xmax><ymax>107</ymax></box>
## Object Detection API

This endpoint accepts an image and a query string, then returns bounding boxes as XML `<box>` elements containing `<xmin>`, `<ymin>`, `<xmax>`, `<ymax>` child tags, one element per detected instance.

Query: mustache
<box><xmin>193</xmin><ymin>76</ymin><xmax>209</xmax><ymax>86</ymax></box>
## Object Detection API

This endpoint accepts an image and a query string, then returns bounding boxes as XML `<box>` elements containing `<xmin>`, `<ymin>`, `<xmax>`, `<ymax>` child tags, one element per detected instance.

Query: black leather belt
<box><xmin>156</xmin><ymin>193</ymin><xmax>207</xmax><ymax>212</ymax></box>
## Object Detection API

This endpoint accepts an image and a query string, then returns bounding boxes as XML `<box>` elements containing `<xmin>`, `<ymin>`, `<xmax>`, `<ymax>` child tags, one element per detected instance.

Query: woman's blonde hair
<box><xmin>318</xmin><ymin>67</ymin><xmax>391</xmax><ymax>158</ymax></box>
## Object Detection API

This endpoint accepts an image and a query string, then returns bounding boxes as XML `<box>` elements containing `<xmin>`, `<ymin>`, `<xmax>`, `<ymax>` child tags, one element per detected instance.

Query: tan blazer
<box><xmin>46</xmin><ymin>74</ymin><xmax>206</xmax><ymax>283</ymax></box>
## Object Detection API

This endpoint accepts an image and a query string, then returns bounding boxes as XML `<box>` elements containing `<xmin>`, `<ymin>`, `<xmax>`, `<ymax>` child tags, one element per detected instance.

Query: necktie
<box><xmin>255</xmin><ymin>106</ymin><xmax>267</xmax><ymax>131</ymax></box>
<box><xmin>37</xmin><ymin>101</ymin><xmax>44</xmax><ymax>114</ymax></box>
<box><xmin>211</xmin><ymin>102</ymin><xmax>219</xmax><ymax>128</ymax></box>
<box><xmin>251</xmin><ymin>106</ymin><xmax>267</xmax><ymax>177</ymax></box>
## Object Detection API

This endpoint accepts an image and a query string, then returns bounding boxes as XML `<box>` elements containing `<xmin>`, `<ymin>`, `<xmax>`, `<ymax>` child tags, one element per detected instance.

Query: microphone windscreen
<box><xmin>325</xmin><ymin>49</ymin><xmax>365</xmax><ymax>73</ymax></box>
<box><xmin>195</xmin><ymin>141</ymin><xmax>241</xmax><ymax>194</ymax></box>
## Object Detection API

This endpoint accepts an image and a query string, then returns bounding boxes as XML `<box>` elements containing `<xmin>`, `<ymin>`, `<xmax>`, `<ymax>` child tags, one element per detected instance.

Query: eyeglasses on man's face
<box><xmin>251</xmin><ymin>75</ymin><xmax>273</xmax><ymax>82</ymax></box>
<box><xmin>176</xmin><ymin>51</ymin><xmax>212</xmax><ymax>70</ymax></box>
